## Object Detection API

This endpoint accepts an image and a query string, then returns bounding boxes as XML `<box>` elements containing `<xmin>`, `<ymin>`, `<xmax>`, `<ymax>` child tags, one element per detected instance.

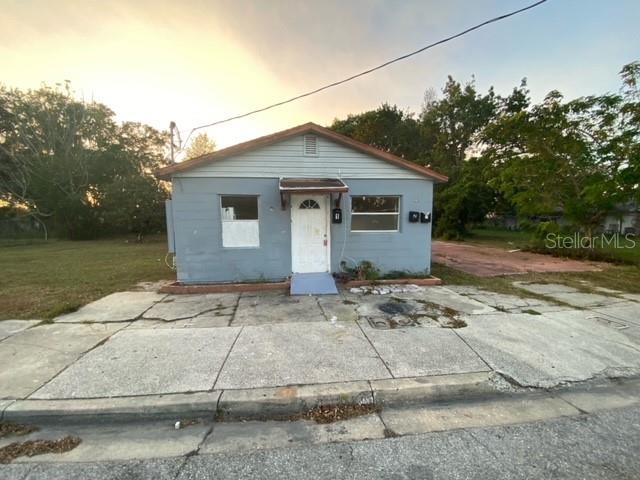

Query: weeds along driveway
<box><xmin>0</xmin><ymin>284</ymin><xmax>639</xmax><ymax>401</ymax></box>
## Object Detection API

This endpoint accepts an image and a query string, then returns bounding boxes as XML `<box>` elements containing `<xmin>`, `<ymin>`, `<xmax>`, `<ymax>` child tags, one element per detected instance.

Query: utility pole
<box><xmin>169</xmin><ymin>121</ymin><xmax>176</xmax><ymax>164</ymax></box>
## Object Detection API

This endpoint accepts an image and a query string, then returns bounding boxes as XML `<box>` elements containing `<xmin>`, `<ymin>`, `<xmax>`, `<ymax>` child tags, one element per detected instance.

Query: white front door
<box><xmin>291</xmin><ymin>194</ymin><xmax>330</xmax><ymax>273</ymax></box>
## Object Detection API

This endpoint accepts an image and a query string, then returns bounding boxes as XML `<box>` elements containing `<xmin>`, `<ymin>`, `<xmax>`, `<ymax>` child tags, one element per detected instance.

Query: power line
<box><xmin>180</xmin><ymin>0</ymin><xmax>548</xmax><ymax>143</ymax></box>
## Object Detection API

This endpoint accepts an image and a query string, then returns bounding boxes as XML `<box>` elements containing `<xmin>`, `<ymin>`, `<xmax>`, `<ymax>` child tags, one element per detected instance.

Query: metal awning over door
<box><xmin>279</xmin><ymin>178</ymin><xmax>348</xmax><ymax>209</ymax></box>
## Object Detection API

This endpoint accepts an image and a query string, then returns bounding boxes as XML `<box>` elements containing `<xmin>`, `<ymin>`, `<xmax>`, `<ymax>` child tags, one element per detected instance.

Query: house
<box><xmin>602</xmin><ymin>202</ymin><xmax>639</xmax><ymax>235</ymax></box>
<box><xmin>156</xmin><ymin>122</ymin><xmax>447</xmax><ymax>294</ymax></box>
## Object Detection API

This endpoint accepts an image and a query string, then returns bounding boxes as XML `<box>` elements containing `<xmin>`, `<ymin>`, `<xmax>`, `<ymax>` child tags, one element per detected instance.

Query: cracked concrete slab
<box><xmin>215</xmin><ymin>322</ymin><xmax>391</xmax><ymax>389</ymax></box>
<box><xmin>621</xmin><ymin>293</ymin><xmax>640</xmax><ymax>303</ymax></box>
<box><xmin>55</xmin><ymin>292</ymin><xmax>166</xmax><ymax>323</ymax></box>
<box><xmin>128</xmin><ymin>315</ymin><xmax>232</xmax><ymax>329</ymax></box>
<box><xmin>446</xmin><ymin>287</ymin><xmax>562</xmax><ymax>314</ymax></box>
<box><xmin>201</xmin><ymin>415</ymin><xmax>384</xmax><ymax>454</ymax></box>
<box><xmin>456</xmin><ymin>311</ymin><xmax>640</xmax><ymax>388</ymax></box>
<box><xmin>0</xmin><ymin>320</ymin><xmax>40</xmax><ymax>341</ymax></box>
<box><xmin>354</xmin><ymin>296</ymin><xmax>441</xmax><ymax>328</ymax></box>
<box><xmin>142</xmin><ymin>293</ymin><xmax>238</xmax><ymax>321</ymax></box>
<box><xmin>547</xmin><ymin>291</ymin><xmax>624</xmax><ymax>308</ymax></box>
<box><xmin>233</xmin><ymin>293</ymin><xmax>325</xmax><ymax>325</ymax></box>
<box><xmin>512</xmin><ymin>282</ymin><xmax>579</xmax><ymax>295</ymax></box>
<box><xmin>359</xmin><ymin>321</ymin><xmax>489</xmax><ymax>377</ymax></box>
<box><xmin>594</xmin><ymin>286</ymin><xmax>624</xmax><ymax>295</ymax></box>
<box><xmin>395</xmin><ymin>286</ymin><xmax>497</xmax><ymax>315</ymax></box>
<box><xmin>317</xmin><ymin>296</ymin><xmax>358</xmax><ymax>322</ymax></box>
<box><xmin>0</xmin><ymin>323</ymin><xmax>124</xmax><ymax>399</ymax></box>
<box><xmin>32</xmin><ymin>327</ymin><xmax>241</xmax><ymax>399</ymax></box>
<box><xmin>512</xmin><ymin>282</ymin><xmax>626</xmax><ymax>308</ymax></box>
<box><xmin>10</xmin><ymin>420</ymin><xmax>212</xmax><ymax>462</ymax></box>
<box><xmin>594</xmin><ymin>303</ymin><xmax>640</xmax><ymax>327</ymax></box>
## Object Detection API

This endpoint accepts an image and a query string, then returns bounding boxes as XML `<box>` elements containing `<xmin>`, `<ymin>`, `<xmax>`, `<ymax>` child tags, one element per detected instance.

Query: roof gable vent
<box><xmin>303</xmin><ymin>134</ymin><xmax>318</xmax><ymax>156</ymax></box>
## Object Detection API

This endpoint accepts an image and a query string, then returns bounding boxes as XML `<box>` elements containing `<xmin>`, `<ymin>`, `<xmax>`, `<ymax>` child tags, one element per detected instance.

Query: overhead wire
<box><xmin>178</xmin><ymin>0</ymin><xmax>548</xmax><ymax>146</ymax></box>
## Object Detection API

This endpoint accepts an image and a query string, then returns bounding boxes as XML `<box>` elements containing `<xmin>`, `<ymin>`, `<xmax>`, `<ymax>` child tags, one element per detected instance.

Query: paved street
<box><xmin>2</xmin><ymin>402</ymin><xmax>639</xmax><ymax>479</ymax></box>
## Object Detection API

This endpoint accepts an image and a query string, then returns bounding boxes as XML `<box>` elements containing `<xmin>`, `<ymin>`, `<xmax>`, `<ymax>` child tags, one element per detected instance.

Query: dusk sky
<box><xmin>3</xmin><ymin>0</ymin><xmax>638</xmax><ymax>149</ymax></box>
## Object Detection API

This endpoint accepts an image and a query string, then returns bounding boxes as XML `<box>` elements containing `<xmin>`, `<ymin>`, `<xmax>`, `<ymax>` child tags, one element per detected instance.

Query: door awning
<box><xmin>279</xmin><ymin>178</ymin><xmax>349</xmax><ymax>194</ymax></box>
<box><xmin>279</xmin><ymin>178</ymin><xmax>348</xmax><ymax>209</ymax></box>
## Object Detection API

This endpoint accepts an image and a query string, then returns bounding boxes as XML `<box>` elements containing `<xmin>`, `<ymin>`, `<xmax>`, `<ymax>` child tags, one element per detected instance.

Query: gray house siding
<box><xmin>173</xmin><ymin>135</ymin><xmax>426</xmax><ymax>180</ymax></box>
<box><xmin>330</xmin><ymin>179</ymin><xmax>433</xmax><ymax>274</ymax></box>
<box><xmin>172</xmin><ymin>178</ymin><xmax>291</xmax><ymax>283</ymax></box>
<box><xmin>172</xmin><ymin>176</ymin><xmax>433</xmax><ymax>283</ymax></box>
<box><xmin>168</xmin><ymin>132</ymin><xmax>438</xmax><ymax>284</ymax></box>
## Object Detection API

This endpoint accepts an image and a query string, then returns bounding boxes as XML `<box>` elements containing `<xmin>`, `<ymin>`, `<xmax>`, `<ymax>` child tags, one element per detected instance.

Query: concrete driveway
<box><xmin>0</xmin><ymin>282</ymin><xmax>639</xmax><ymax>401</ymax></box>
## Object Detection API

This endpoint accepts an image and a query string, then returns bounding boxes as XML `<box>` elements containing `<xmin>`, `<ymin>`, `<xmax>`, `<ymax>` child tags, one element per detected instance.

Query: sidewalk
<box><xmin>1</xmin><ymin>283</ymin><xmax>639</xmax><ymax>422</ymax></box>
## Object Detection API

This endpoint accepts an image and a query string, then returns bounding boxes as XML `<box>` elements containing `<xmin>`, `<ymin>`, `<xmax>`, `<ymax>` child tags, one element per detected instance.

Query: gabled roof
<box><xmin>156</xmin><ymin>122</ymin><xmax>448</xmax><ymax>182</ymax></box>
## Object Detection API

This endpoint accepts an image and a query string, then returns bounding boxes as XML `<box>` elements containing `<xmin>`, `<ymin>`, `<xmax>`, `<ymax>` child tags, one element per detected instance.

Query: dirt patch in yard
<box><xmin>0</xmin><ymin>436</ymin><xmax>81</xmax><ymax>463</ymax></box>
<box><xmin>433</xmin><ymin>241</ymin><xmax>605</xmax><ymax>277</ymax></box>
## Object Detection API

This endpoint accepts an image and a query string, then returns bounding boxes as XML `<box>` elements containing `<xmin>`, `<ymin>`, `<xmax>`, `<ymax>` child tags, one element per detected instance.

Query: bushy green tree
<box><xmin>330</xmin><ymin>104</ymin><xmax>426</xmax><ymax>160</ymax></box>
<box><xmin>0</xmin><ymin>83</ymin><xmax>169</xmax><ymax>239</ymax></box>
<box><xmin>420</xmin><ymin>76</ymin><xmax>498</xmax><ymax>177</ymax></box>
<box><xmin>483</xmin><ymin>62</ymin><xmax>640</xmax><ymax>235</ymax></box>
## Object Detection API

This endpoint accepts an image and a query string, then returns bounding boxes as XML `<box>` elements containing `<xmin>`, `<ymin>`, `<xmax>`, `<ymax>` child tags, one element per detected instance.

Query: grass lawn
<box><xmin>0</xmin><ymin>237</ymin><xmax>175</xmax><ymax>320</ymax></box>
<box><xmin>464</xmin><ymin>228</ymin><xmax>534</xmax><ymax>249</ymax></box>
<box><xmin>465</xmin><ymin>228</ymin><xmax>640</xmax><ymax>265</ymax></box>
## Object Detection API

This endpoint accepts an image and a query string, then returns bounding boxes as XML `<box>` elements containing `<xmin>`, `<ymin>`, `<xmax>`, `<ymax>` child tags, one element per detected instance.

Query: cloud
<box><xmin>1</xmin><ymin>0</ymin><xmax>637</xmax><ymax>147</ymax></box>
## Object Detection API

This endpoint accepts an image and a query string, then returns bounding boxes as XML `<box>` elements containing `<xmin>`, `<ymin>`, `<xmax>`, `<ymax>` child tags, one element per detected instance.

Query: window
<box><xmin>351</xmin><ymin>196</ymin><xmax>400</xmax><ymax>232</ymax></box>
<box><xmin>220</xmin><ymin>196</ymin><xmax>259</xmax><ymax>247</ymax></box>
<box><xmin>299</xmin><ymin>199</ymin><xmax>320</xmax><ymax>209</ymax></box>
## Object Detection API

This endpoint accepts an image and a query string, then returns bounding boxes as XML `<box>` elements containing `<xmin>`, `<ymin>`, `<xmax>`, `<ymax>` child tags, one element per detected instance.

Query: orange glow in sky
<box><xmin>2</xmin><ymin>0</ymin><xmax>638</xmax><ymax>149</ymax></box>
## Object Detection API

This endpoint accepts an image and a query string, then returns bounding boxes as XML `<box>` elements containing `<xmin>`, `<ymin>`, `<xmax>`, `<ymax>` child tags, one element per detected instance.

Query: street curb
<box><xmin>2</xmin><ymin>391</ymin><xmax>222</xmax><ymax>425</ymax></box>
<box><xmin>371</xmin><ymin>371</ymin><xmax>497</xmax><ymax>407</ymax></box>
<box><xmin>217</xmin><ymin>381</ymin><xmax>374</xmax><ymax>420</ymax></box>
<box><xmin>2</xmin><ymin>372</ymin><xmax>497</xmax><ymax>425</ymax></box>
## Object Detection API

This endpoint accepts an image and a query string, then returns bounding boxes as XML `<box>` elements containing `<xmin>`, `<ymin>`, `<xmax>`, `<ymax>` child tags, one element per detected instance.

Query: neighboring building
<box><xmin>602</xmin><ymin>203</ymin><xmax>639</xmax><ymax>235</ymax></box>
<box><xmin>156</xmin><ymin>122</ymin><xmax>447</xmax><ymax>292</ymax></box>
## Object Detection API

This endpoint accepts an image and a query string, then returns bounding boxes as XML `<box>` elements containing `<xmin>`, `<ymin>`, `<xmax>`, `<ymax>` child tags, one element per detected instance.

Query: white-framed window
<box><xmin>350</xmin><ymin>196</ymin><xmax>400</xmax><ymax>232</ymax></box>
<box><xmin>220</xmin><ymin>195</ymin><xmax>259</xmax><ymax>248</ymax></box>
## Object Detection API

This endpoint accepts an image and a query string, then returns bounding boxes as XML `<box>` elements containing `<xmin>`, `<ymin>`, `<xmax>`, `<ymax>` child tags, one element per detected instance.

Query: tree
<box><xmin>183</xmin><ymin>133</ymin><xmax>216</xmax><ymax>159</ymax></box>
<box><xmin>420</xmin><ymin>76</ymin><xmax>498</xmax><ymax>177</ymax></box>
<box><xmin>330</xmin><ymin>104</ymin><xmax>426</xmax><ymax>161</ymax></box>
<box><xmin>328</xmin><ymin>80</ymin><xmax>520</xmax><ymax>239</ymax></box>
<box><xmin>483</xmin><ymin>62</ymin><xmax>640</xmax><ymax>236</ymax></box>
<box><xmin>0</xmin><ymin>82</ymin><xmax>169</xmax><ymax>239</ymax></box>
<box><xmin>99</xmin><ymin>175</ymin><xmax>167</xmax><ymax>239</ymax></box>
<box><xmin>419</xmin><ymin>77</ymin><xmax>509</xmax><ymax>238</ymax></box>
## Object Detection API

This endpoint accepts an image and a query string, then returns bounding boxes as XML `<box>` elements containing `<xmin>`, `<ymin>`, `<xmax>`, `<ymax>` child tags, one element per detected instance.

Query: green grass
<box><xmin>464</xmin><ymin>228</ymin><xmax>533</xmax><ymax>249</ymax></box>
<box><xmin>0</xmin><ymin>237</ymin><xmax>175</xmax><ymax>320</ymax></box>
